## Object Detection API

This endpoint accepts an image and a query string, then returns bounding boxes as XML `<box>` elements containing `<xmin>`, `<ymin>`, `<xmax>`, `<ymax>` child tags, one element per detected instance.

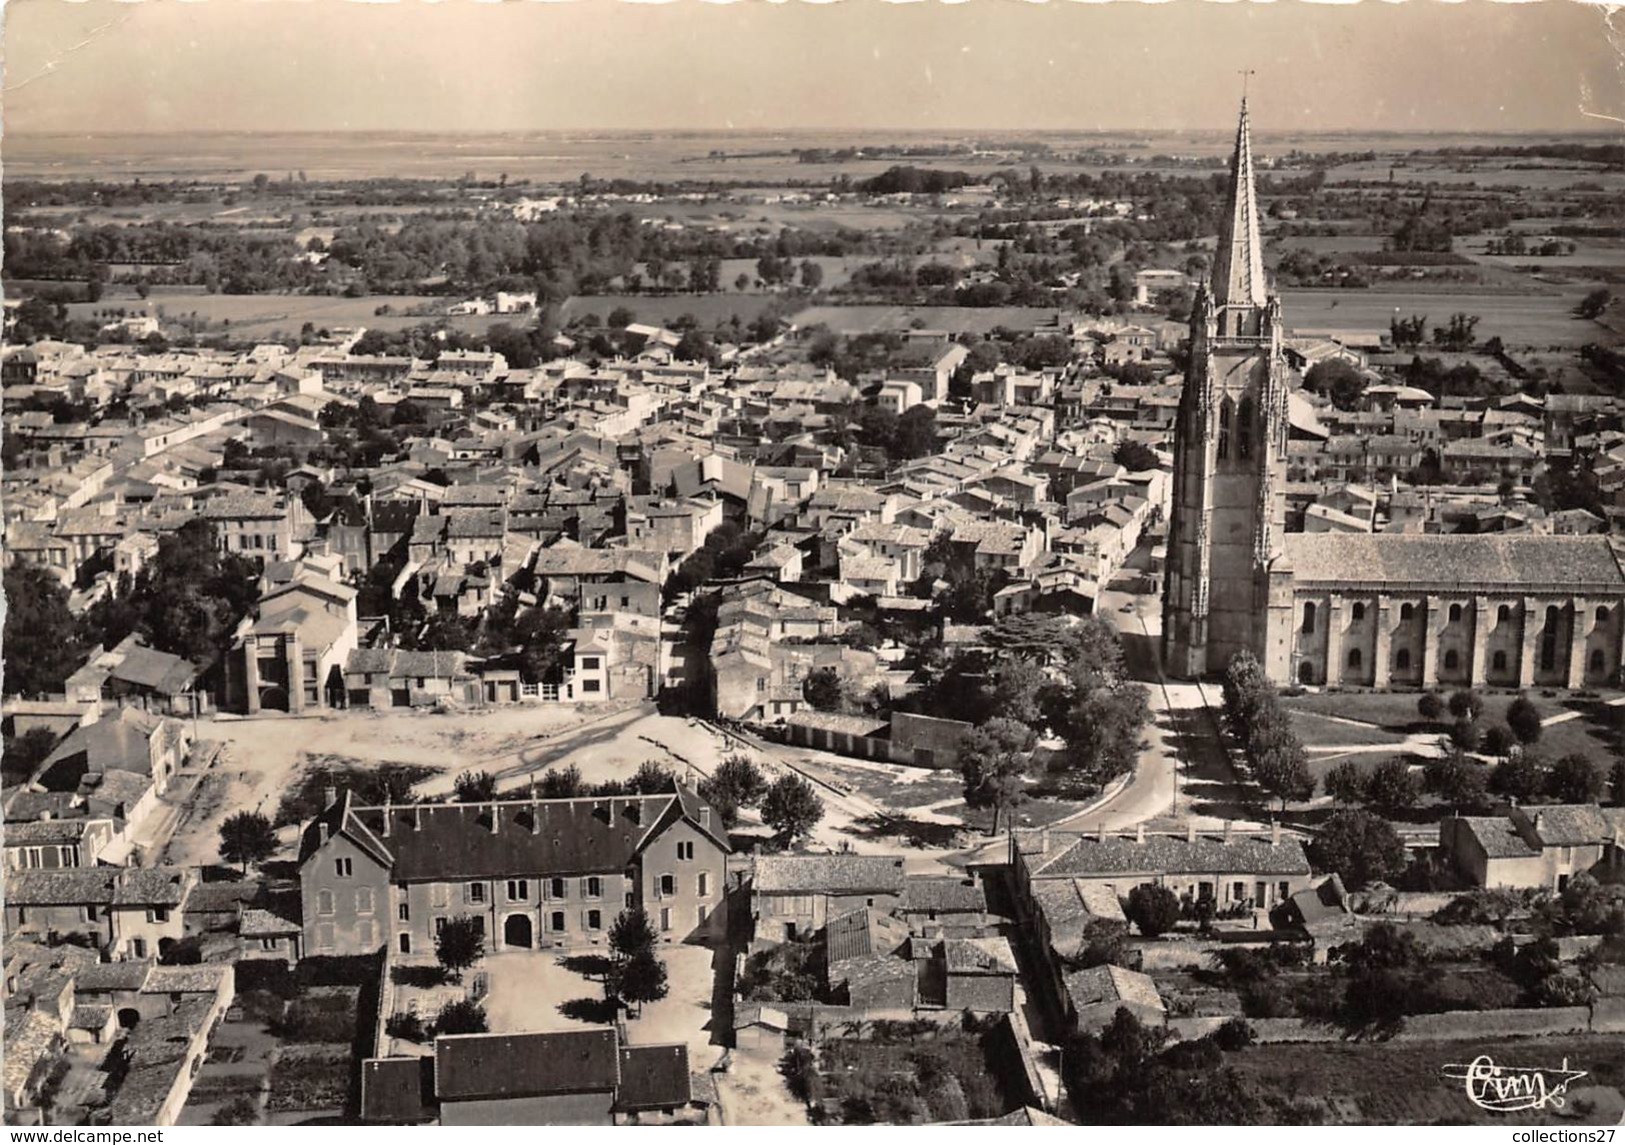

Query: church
<box><xmin>1161</xmin><ymin>99</ymin><xmax>1625</xmax><ymax>690</ymax></box>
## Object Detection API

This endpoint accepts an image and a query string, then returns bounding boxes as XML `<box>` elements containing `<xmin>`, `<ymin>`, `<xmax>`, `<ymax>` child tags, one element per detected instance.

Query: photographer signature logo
<box><xmin>1441</xmin><ymin>1056</ymin><xmax>1588</xmax><ymax>1113</ymax></box>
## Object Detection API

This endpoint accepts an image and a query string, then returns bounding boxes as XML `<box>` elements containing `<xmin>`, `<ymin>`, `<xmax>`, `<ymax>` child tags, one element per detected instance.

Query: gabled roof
<box><xmin>436</xmin><ymin>1030</ymin><xmax>619</xmax><ymax>1101</ymax></box>
<box><xmin>752</xmin><ymin>854</ymin><xmax>906</xmax><ymax>895</ymax></box>
<box><xmin>303</xmin><ymin>790</ymin><xmax>726</xmax><ymax>882</ymax></box>
<box><xmin>1030</xmin><ymin>831</ymin><xmax>1312</xmax><ymax>878</ymax></box>
<box><xmin>616</xmin><ymin>1043</ymin><xmax>692</xmax><ymax>1111</ymax></box>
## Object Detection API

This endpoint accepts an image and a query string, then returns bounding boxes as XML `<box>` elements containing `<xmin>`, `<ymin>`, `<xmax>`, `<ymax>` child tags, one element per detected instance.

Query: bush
<box><xmin>1417</xmin><ymin>691</ymin><xmax>1444</xmax><ymax>722</ymax></box>
<box><xmin>1482</xmin><ymin>724</ymin><xmax>1516</xmax><ymax>758</ymax></box>
<box><xmin>1506</xmin><ymin>694</ymin><xmax>1543</xmax><ymax>744</ymax></box>
<box><xmin>1126</xmin><ymin>884</ymin><xmax>1182</xmax><ymax>938</ymax></box>
<box><xmin>211</xmin><ymin>1095</ymin><xmax>260</xmax><ymax>1126</ymax></box>
<box><xmin>1447</xmin><ymin>689</ymin><xmax>1484</xmax><ymax>723</ymax></box>
<box><xmin>1214</xmin><ymin>1017</ymin><xmax>1256</xmax><ymax>1052</ymax></box>
<box><xmin>1448</xmin><ymin>717</ymin><xmax>1481</xmax><ymax>752</ymax></box>
<box><xmin>782</xmin><ymin>1044</ymin><xmax>823</xmax><ymax>1103</ymax></box>
<box><xmin>435</xmin><ymin>999</ymin><xmax>489</xmax><ymax>1035</ymax></box>
<box><xmin>385</xmin><ymin>1011</ymin><xmax>427</xmax><ymax>1042</ymax></box>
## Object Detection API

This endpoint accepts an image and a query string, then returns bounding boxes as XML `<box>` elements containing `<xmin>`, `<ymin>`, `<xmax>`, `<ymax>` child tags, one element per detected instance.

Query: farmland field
<box><xmin>62</xmin><ymin>289</ymin><xmax>520</xmax><ymax>339</ymax></box>
<box><xmin>1278</xmin><ymin>288</ymin><xmax>1600</xmax><ymax>348</ymax></box>
<box><xmin>1227</xmin><ymin>1035</ymin><xmax>1625</xmax><ymax>1126</ymax></box>
<box><xmin>789</xmin><ymin>303</ymin><xmax>1065</xmax><ymax>335</ymax></box>
<box><xmin>559</xmin><ymin>292</ymin><xmax>790</xmax><ymax>327</ymax></box>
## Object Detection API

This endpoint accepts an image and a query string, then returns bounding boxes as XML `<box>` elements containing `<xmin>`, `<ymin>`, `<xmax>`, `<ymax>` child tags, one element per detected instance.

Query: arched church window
<box><xmin>1545</xmin><ymin>605</ymin><xmax>1561</xmax><ymax>632</ymax></box>
<box><xmin>1301</xmin><ymin>602</ymin><xmax>1316</xmax><ymax>635</ymax></box>
<box><xmin>1217</xmin><ymin>401</ymin><xmax>1232</xmax><ymax>461</ymax></box>
<box><xmin>1347</xmin><ymin>648</ymin><xmax>1362</xmax><ymax>670</ymax></box>
<box><xmin>1395</xmin><ymin>648</ymin><xmax>1411</xmax><ymax>671</ymax></box>
<box><xmin>1591</xmin><ymin>649</ymin><xmax>1606</xmax><ymax>674</ymax></box>
<box><xmin>1351</xmin><ymin>602</ymin><xmax>1366</xmax><ymax>622</ymax></box>
<box><xmin>1298</xmin><ymin>661</ymin><xmax>1315</xmax><ymax>686</ymax></box>
<box><xmin>1497</xmin><ymin>605</ymin><xmax>1511</xmax><ymax>623</ymax></box>
<box><xmin>1237</xmin><ymin>397</ymin><xmax>1254</xmax><ymax>460</ymax></box>
<box><xmin>1492</xmin><ymin>650</ymin><xmax>1507</xmax><ymax>672</ymax></box>
<box><xmin>1448</xmin><ymin>604</ymin><xmax>1462</xmax><ymax>624</ymax></box>
<box><xmin>1597</xmin><ymin>606</ymin><xmax>1611</xmax><ymax>625</ymax></box>
<box><xmin>1400</xmin><ymin>603</ymin><xmax>1415</xmax><ymax>622</ymax></box>
<box><xmin>1444</xmin><ymin>650</ymin><xmax>1460</xmax><ymax>671</ymax></box>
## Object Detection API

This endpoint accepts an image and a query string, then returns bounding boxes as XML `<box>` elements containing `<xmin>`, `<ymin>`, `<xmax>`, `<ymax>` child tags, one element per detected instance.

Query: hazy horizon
<box><xmin>4</xmin><ymin>0</ymin><xmax>1620</xmax><ymax>137</ymax></box>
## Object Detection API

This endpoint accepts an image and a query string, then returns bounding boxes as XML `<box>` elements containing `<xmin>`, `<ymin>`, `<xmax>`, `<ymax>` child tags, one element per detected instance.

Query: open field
<box><xmin>62</xmin><ymin>289</ymin><xmax>523</xmax><ymax>339</ymax></box>
<box><xmin>560</xmin><ymin>292</ymin><xmax>791</xmax><ymax>327</ymax></box>
<box><xmin>789</xmin><ymin>303</ymin><xmax>1063</xmax><ymax>335</ymax></box>
<box><xmin>1277</xmin><ymin>288</ymin><xmax>1600</xmax><ymax>347</ymax></box>
<box><xmin>1226</xmin><ymin>1035</ymin><xmax>1625</xmax><ymax>1125</ymax></box>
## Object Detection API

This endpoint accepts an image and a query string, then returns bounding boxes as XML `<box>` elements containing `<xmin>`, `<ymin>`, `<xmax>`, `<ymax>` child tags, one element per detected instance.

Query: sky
<box><xmin>3</xmin><ymin>0</ymin><xmax>1621</xmax><ymax>135</ymax></box>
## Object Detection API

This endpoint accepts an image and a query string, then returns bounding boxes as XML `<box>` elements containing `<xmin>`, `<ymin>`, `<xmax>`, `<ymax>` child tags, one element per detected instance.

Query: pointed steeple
<box><xmin>1210</xmin><ymin>97</ymin><xmax>1268</xmax><ymax>310</ymax></box>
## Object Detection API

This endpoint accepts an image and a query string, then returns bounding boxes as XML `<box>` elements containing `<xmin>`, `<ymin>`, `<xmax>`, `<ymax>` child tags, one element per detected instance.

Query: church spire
<box><xmin>1210</xmin><ymin>96</ymin><xmax>1268</xmax><ymax>311</ymax></box>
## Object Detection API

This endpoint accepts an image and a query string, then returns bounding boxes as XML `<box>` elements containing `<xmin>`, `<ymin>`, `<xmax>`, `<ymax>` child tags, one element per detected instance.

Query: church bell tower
<box><xmin>1162</xmin><ymin>96</ymin><xmax>1294</xmax><ymax>680</ymax></box>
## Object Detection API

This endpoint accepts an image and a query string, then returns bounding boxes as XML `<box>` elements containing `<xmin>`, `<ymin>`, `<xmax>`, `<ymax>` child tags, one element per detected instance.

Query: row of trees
<box><xmin>1220</xmin><ymin>652</ymin><xmax>1313</xmax><ymax>812</ymax></box>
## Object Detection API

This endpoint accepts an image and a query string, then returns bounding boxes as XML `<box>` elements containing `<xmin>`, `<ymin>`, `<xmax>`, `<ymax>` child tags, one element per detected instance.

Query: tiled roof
<box><xmin>1064</xmin><ymin>964</ymin><xmax>1165</xmax><ymax>1014</ymax></box>
<box><xmin>302</xmin><ymin>791</ymin><xmax>726</xmax><ymax>882</ymax></box>
<box><xmin>752</xmin><ymin>854</ymin><xmax>906</xmax><ymax>895</ymax></box>
<box><xmin>1526</xmin><ymin>804</ymin><xmax>1612</xmax><ymax>846</ymax></box>
<box><xmin>1458</xmin><ymin>816</ymin><xmax>1541</xmax><ymax>859</ymax></box>
<box><xmin>436</xmin><ymin>1030</ymin><xmax>619</xmax><ymax>1100</ymax></box>
<box><xmin>616</xmin><ymin>1043</ymin><xmax>692</xmax><ymax>1111</ymax></box>
<box><xmin>900</xmin><ymin>876</ymin><xmax>988</xmax><ymax>914</ymax></box>
<box><xmin>1283</xmin><ymin>534</ymin><xmax>1625</xmax><ymax>590</ymax></box>
<box><xmin>943</xmin><ymin>936</ymin><xmax>1017</xmax><ymax>976</ymax></box>
<box><xmin>1031</xmin><ymin>832</ymin><xmax>1312</xmax><ymax>878</ymax></box>
<box><xmin>824</xmin><ymin>907</ymin><xmax>909</xmax><ymax>965</ymax></box>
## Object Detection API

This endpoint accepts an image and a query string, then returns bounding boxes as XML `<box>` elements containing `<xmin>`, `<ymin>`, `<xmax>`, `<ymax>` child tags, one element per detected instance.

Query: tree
<box><xmin>1125</xmin><ymin>884</ymin><xmax>1182</xmax><ymax>939</ymax></box>
<box><xmin>799</xmin><ymin>260</ymin><xmax>824</xmax><ymax>290</ymax></box>
<box><xmin>218</xmin><ymin>811</ymin><xmax>277</xmax><ymax>873</ymax></box>
<box><xmin>1506</xmin><ymin>695</ymin><xmax>1543</xmax><ymax>745</ymax></box>
<box><xmin>1491</xmin><ymin>752</ymin><xmax>1546</xmax><ymax>802</ymax></box>
<box><xmin>539</xmin><ymin>764</ymin><xmax>583</xmax><ymax>799</ymax></box>
<box><xmin>697</xmin><ymin>754</ymin><xmax>767</xmax><ymax>830</ymax></box>
<box><xmin>1547</xmin><ymin>753</ymin><xmax>1605</xmax><ymax>804</ymax></box>
<box><xmin>959</xmin><ymin>717</ymin><xmax>1037</xmax><ymax>835</ymax></box>
<box><xmin>1417</xmin><ymin>691</ymin><xmax>1444</xmax><ymax>723</ymax></box>
<box><xmin>1064</xmin><ymin>684</ymin><xmax>1151</xmax><ymax>784</ymax></box>
<box><xmin>435</xmin><ymin>999</ymin><xmax>489</xmax><ymax>1035</ymax></box>
<box><xmin>803</xmin><ymin>667</ymin><xmax>845</xmax><ymax>711</ymax></box>
<box><xmin>761</xmin><ymin>775</ymin><xmax>824</xmax><ymax>845</ymax></box>
<box><xmin>435</xmin><ymin>916</ymin><xmax>486</xmax><ymax>983</ymax></box>
<box><xmin>1424</xmin><ymin>749</ymin><xmax>1488</xmax><ymax>807</ymax></box>
<box><xmin>1364</xmin><ymin>757</ymin><xmax>1420</xmax><ymax>815</ymax></box>
<box><xmin>1303</xmin><ymin>358</ymin><xmax>1368</xmax><ymax>412</ymax></box>
<box><xmin>1112</xmin><ymin>439</ymin><xmax>1160</xmax><ymax>472</ymax></box>
<box><xmin>212</xmin><ymin>1096</ymin><xmax>260</xmax><ymax>1126</ymax></box>
<box><xmin>609</xmin><ymin>909</ymin><xmax>658</xmax><ymax>963</ymax></box>
<box><xmin>1447</xmin><ymin>689</ymin><xmax>1484</xmax><ymax>723</ymax></box>
<box><xmin>1482</xmin><ymin>724</ymin><xmax>1517</xmax><ymax>758</ymax></box>
<box><xmin>1252</xmin><ymin>728</ymin><xmax>1314</xmax><ymax>812</ymax></box>
<box><xmin>988</xmin><ymin>660</ymin><xmax>1048</xmax><ymax>728</ymax></box>
<box><xmin>2</xmin><ymin>726</ymin><xmax>60</xmax><ymax>787</ymax></box>
<box><xmin>1324</xmin><ymin>760</ymin><xmax>1369</xmax><ymax>805</ymax></box>
<box><xmin>3</xmin><ymin>564</ymin><xmax>87</xmax><ymax>698</ymax></box>
<box><xmin>616</xmin><ymin>948</ymin><xmax>669</xmax><ymax>1016</ymax></box>
<box><xmin>1307</xmin><ymin>810</ymin><xmax>1408</xmax><ymax>889</ymax></box>
<box><xmin>630</xmin><ymin>760</ymin><xmax>675</xmax><ymax>795</ymax></box>
<box><xmin>1578</xmin><ymin>288</ymin><xmax>1613</xmax><ymax>321</ymax></box>
<box><xmin>453</xmin><ymin>770</ymin><xmax>497</xmax><ymax>803</ymax></box>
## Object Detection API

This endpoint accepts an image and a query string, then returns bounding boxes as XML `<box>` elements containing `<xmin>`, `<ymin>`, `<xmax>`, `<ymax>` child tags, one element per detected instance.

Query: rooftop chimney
<box><xmin>1096</xmin><ymin>822</ymin><xmax>1106</xmax><ymax>843</ymax></box>
<box><xmin>1271</xmin><ymin>820</ymin><xmax>1282</xmax><ymax>847</ymax></box>
<box><xmin>318</xmin><ymin>822</ymin><xmax>330</xmax><ymax>843</ymax></box>
<box><xmin>1187</xmin><ymin>821</ymin><xmax>1197</xmax><ymax>844</ymax></box>
<box><xmin>413</xmin><ymin>805</ymin><xmax>423</xmax><ymax>832</ymax></box>
<box><xmin>491</xmin><ymin>804</ymin><xmax>501</xmax><ymax>835</ymax></box>
<box><xmin>382</xmin><ymin>795</ymin><xmax>392</xmax><ymax>837</ymax></box>
<box><xmin>698</xmin><ymin>806</ymin><xmax>710</xmax><ymax>829</ymax></box>
<box><xmin>1533</xmin><ymin>812</ymin><xmax>1545</xmax><ymax>837</ymax></box>
<box><xmin>1136</xmin><ymin>824</ymin><xmax>1145</xmax><ymax>845</ymax></box>
<box><xmin>1223</xmin><ymin>820</ymin><xmax>1232</xmax><ymax>842</ymax></box>
<box><xmin>323</xmin><ymin>784</ymin><xmax>338</xmax><ymax>809</ymax></box>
